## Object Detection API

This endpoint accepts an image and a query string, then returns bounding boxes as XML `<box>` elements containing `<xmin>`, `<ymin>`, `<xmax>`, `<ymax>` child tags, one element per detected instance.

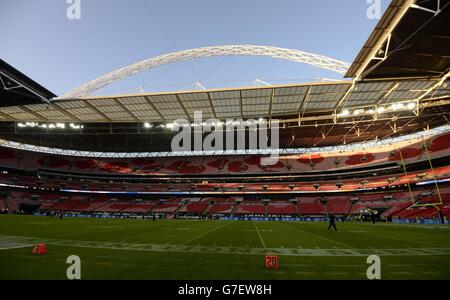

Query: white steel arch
<box><xmin>61</xmin><ymin>45</ymin><xmax>350</xmax><ymax>98</ymax></box>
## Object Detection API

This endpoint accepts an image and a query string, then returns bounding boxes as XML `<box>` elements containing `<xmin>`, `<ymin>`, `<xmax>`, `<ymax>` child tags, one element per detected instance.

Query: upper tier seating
<box><xmin>0</xmin><ymin>132</ymin><xmax>448</xmax><ymax>176</ymax></box>
<box><xmin>1</xmin><ymin>164</ymin><xmax>449</xmax><ymax>195</ymax></box>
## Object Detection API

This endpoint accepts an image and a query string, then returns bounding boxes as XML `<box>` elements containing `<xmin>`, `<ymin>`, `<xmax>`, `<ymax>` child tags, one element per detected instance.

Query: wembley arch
<box><xmin>61</xmin><ymin>45</ymin><xmax>350</xmax><ymax>98</ymax></box>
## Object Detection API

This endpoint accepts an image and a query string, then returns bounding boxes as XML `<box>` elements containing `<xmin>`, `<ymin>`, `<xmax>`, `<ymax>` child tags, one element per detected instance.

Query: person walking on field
<box><xmin>328</xmin><ymin>213</ymin><xmax>338</xmax><ymax>231</ymax></box>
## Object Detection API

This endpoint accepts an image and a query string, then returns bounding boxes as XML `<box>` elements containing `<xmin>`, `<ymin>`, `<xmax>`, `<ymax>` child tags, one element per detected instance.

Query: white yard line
<box><xmin>281</xmin><ymin>222</ymin><xmax>355</xmax><ymax>249</ymax></box>
<box><xmin>253</xmin><ymin>221</ymin><xmax>267</xmax><ymax>248</ymax></box>
<box><xmin>183</xmin><ymin>221</ymin><xmax>233</xmax><ymax>245</ymax></box>
<box><xmin>0</xmin><ymin>244</ymin><xmax>33</xmax><ymax>251</ymax></box>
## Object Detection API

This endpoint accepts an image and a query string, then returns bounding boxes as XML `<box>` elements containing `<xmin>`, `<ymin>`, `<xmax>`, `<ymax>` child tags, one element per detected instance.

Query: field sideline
<box><xmin>0</xmin><ymin>215</ymin><xmax>449</xmax><ymax>280</ymax></box>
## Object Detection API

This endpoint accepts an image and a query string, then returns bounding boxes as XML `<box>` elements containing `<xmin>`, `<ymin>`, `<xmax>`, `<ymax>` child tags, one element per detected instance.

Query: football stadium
<box><xmin>1</xmin><ymin>0</ymin><xmax>450</xmax><ymax>283</ymax></box>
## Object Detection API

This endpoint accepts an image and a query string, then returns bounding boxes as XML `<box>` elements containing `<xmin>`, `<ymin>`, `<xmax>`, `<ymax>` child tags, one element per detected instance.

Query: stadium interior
<box><xmin>0</xmin><ymin>0</ymin><xmax>449</xmax><ymax>281</ymax></box>
<box><xmin>0</xmin><ymin>0</ymin><xmax>449</xmax><ymax>225</ymax></box>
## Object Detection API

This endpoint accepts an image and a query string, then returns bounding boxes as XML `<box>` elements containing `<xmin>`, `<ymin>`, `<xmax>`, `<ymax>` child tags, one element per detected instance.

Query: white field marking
<box><xmin>0</xmin><ymin>244</ymin><xmax>33</xmax><ymax>251</ymax></box>
<box><xmin>1</xmin><ymin>235</ymin><xmax>450</xmax><ymax>257</ymax></box>
<box><xmin>253</xmin><ymin>221</ymin><xmax>267</xmax><ymax>248</ymax></box>
<box><xmin>281</xmin><ymin>222</ymin><xmax>355</xmax><ymax>249</ymax></box>
<box><xmin>183</xmin><ymin>221</ymin><xmax>233</xmax><ymax>245</ymax></box>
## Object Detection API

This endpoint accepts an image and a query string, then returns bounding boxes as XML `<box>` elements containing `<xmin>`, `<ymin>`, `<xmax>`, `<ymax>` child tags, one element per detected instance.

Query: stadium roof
<box><xmin>0</xmin><ymin>78</ymin><xmax>448</xmax><ymax>123</ymax></box>
<box><xmin>0</xmin><ymin>59</ymin><xmax>56</xmax><ymax>107</ymax></box>
<box><xmin>345</xmin><ymin>0</ymin><xmax>450</xmax><ymax>80</ymax></box>
<box><xmin>0</xmin><ymin>99</ymin><xmax>447</xmax><ymax>152</ymax></box>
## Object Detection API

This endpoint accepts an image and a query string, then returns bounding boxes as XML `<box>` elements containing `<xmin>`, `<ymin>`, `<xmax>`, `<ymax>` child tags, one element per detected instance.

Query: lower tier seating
<box><xmin>2</xmin><ymin>184</ymin><xmax>449</xmax><ymax>221</ymax></box>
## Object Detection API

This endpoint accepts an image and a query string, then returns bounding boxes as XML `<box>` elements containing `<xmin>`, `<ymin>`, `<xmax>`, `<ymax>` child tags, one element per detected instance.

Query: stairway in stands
<box><xmin>203</xmin><ymin>202</ymin><xmax>213</xmax><ymax>215</ymax></box>
<box><xmin>230</xmin><ymin>203</ymin><xmax>239</xmax><ymax>216</ymax></box>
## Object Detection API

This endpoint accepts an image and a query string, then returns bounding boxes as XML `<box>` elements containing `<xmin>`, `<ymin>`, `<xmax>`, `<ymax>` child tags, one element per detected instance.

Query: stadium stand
<box><xmin>0</xmin><ymin>132</ymin><xmax>448</xmax><ymax>176</ymax></box>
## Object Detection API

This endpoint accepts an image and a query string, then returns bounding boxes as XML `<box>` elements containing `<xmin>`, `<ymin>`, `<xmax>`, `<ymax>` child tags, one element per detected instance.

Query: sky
<box><xmin>0</xmin><ymin>0</ymin><xmax>389</xmax><ymax>96</ymax></box>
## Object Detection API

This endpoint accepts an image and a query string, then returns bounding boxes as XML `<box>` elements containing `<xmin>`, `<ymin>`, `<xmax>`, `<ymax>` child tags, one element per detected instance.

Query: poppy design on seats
<box><xmin>428</xmin><ymin>133</ymin><xmax>450</xmax><ymax>152</ymax></box>
<box><xmin>345</xmin><ymin>153</ymin><xmax>375</xmax><ymax>165</ymax></box>
<box><xmin>226</xmin><ymin>161</ymin><xmax>249</xmax><ymax>172</ymax></box>
<box><xmin>389</xmin><ymin>148</ymin><xmax>422</xmax><ymax>161</ymax></box>
<box><xmin>166</xmin><ymin>160</ymin><xmax>205</xmax><ymax>174</ymax></box>
<box><xmin>206</xmin><ymin>158</ymin><xmax>229</xmax><ymax>169</ymax></box>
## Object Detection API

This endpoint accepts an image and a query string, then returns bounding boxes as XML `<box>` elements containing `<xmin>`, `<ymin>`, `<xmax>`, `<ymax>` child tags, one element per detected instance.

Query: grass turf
<box><xmin>0</xmin><ymin>215</ymin><xmax>449</xmax><ymax>280</ymax></box>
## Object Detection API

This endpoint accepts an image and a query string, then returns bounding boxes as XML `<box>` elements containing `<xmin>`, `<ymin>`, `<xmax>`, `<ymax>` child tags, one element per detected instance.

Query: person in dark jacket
<box><xmin>370</xmin><ymin>211</ymin><xmax>376</xmax><ymax>224</ymax></box>
<box><xmin>328</xmin><ymin>214</ymin><xmax>338</xmax><ymax>231</ymax></box>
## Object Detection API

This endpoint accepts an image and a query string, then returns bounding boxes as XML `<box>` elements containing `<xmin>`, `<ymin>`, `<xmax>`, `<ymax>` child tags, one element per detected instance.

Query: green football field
<box><xmin>0</xmin><ymin>215</ymin><xmax>449</xmax><ymax>280</ymax></box>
